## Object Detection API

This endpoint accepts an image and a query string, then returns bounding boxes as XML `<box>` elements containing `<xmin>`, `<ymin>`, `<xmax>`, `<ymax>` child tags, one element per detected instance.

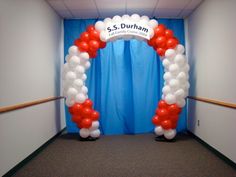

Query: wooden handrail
<box><xmin>0</xmin><ymin>96</ymin><xmax>64</xmax><ymax>114</ymax></box>
<box><xmin>187</xmin><ymin>96</ymin><xmax>236</xmax><ymax>109</ymax></box>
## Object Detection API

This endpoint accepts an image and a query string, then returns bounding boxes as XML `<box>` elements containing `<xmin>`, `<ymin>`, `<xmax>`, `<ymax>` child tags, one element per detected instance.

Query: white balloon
<box><xmin>65</xmin><ymin>55</ymin><xmax>69</xmax><ymax>62</ymax></box>
<box><xmin>162</xmin><ymin>59</ymin><xmax>171</xmax><ymax>69</ymax></box>
<box><xmin>68</xmin><ymin>45</ymin><xmax>78</xmax><ymax>55</ymax></box>
<box><xmin>165</xmin><ymin>94</ymin><xmax>176</xmax><ymax>104</ymax></box>
<box><xmin>66</xmin><ymin>87</ymin><xmax>78</xmax><ymax>98</ymax></box>
<box><xmin>89</xmin><ymin>121</ymin><xmax>100</xmax><ymax>131</ymax></box>
<box><xmin>90</xmin><ymin>129</ymin><xmax>101</xmax><ymax>138</ymax></box>
<box><xmin>81</xmin><ymin>74</ymin><xmax>87</xmax><ymax>81</ymax></box>
<box><xmin>165</xmin><ymin>49</ymin><xmax>176</xmax><ymax>59</ymax></box>
<box><xmin>112</xmin><ymin>15</ymin><xmax>122</xmax><ymax>23</ymax></box>
<box><xmin>174</xmin><ymin>54</ymin><xmax>186</xmax><ymax>67</ymax></box>
<box><xmin>65</xmin><ymin>98</ymin><xmax>75</xmax><ymax>107</ymax></box>
<box><xmin>75</xmin><ymin>93</ymin><xmax>86</xmax><ymax>103</ymax></box>
<box><xmin>79</xmin><ymin>52</ymin><xmax>90</xmax><ymax>60</ymax></box>
<box><xmin>69</xmin><ymin>55</ymin><xmax>80</xmax><ymax>68</ymax></box>
<box><xmin>174</xmin><ymin>89</ymin><xmax>185</xmax><ymax>99</ymax></box>
<box><xmin>122</xmin><ymin>14</ymin><xmax>130</xmax><ymax>21</ymax></box>
<box><xmin>99</xmin><ymin>30</ymin><xmax>107</xmax><ymax>42</ymax></box>
<box><xmin>148</xmin><ymin>19</ymin><xmax>158</xmax><ymax>29</ymax></box>
<box><xmin>81</xmin><ymin>86</ymin><xmax>88</xmax><ymax>94</ymax></box>
<box><xmin>169</xmin><ymin>64</ymin><xmax>179</xmax><ymax>75</ymax></box>
<box><xmin>75</xmin><ymin>65</ymin><xmax>85</xmax><ymax>75</ymax></box>
<box><xmin>104</xmin><ymin>17</ymin><xmax>112</xmax><ymax>24</ymax></box>
<box><xmin>176</xmin><ymin>98</ymin><xmax>186</xmax><ymax>107</ymax></box>
<box><xmin>162</xmin><ymin>85</ymin><xmax>171</xmax><ymax>95</ymax></box>
<box><xmin>62</xmin><ymin>63</ymin><xmax>70</xmax><ymax>75</ymax></box>
<box><xmin>73</xmin><ymin>79</ymin><xmax>83</xmax><ymax>88</ymax></box>
<box><xmin>177</xmin><ymin>72</ymin><xmax>187</xmax><ymax>82</ymax></box>
<box><xmin>140</xmin><ymin>15</ymin><xmax>150</xmax><ymax>24</ymax></box>
<box><xmin>95</xmin><ymin>21</ymin><xmax>105</xmax><ymax>32</ymax></box>
<box><xmin>169</xmin><ymin>79</ymin><xmax>180</xmax><ymax>90</ymax></box>
<box><xmin>163</xmin><ymin>72</ymin><xmax>172</xmax><ymax>82</ymax></box>
<box><xmin>65</xmin><ymin>71</ymin><xmax>76</xmax><ymax>82</ymax></box>
<box><xmin>149</xmin><ymin>28</ymin><xmax>154</xmax><ymax>38</ymax></box>
<box><xmin>131</xmin><ymin>14</ymin><xmax>140</xmax><ymax>22</ymax></box>
<box><xmin>164</xmin><ymin>129</ymin><xmax>176</xmax><ymax>140</ymax></box>
<box><xmin>183</xmin><ymin>64</ymin><xmax>190</xmax><ymax>72</ymax></box>
<box><xmin>175</xmin><ymin>44</ymin><xmax>185</xmax><ymax>54</ymax></box>
<box><xmin>183</xmin><ymin>82</ymin><xmax>190</xmax><ymax>90</ymax></box>
<box><xmin>80</xmin><ymin>128</ymin><xmax>90</xmax><ymax>138</ymax></box>
<box><xmin>84</xmin><ymin>61</ymin><xmax>91</xmax><ymax>69</ymax></box>
<box><xmin>154</xmin><ymin>126</ymin><xmax>164</xmax><ymax>136</ymax></box>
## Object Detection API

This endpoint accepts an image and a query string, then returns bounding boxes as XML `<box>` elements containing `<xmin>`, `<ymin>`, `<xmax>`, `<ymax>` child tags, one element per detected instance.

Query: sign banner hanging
<box><xmin>105</xmin><ymin>21</ymin><xmax>151</xmax><ymax>41</ymax></box>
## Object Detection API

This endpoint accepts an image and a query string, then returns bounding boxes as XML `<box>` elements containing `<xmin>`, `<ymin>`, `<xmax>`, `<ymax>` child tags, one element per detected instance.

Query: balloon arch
<box><xmin>63</xmin><ymin>14</ymin><xmax>189</xmax><ymax>140</ymax></box>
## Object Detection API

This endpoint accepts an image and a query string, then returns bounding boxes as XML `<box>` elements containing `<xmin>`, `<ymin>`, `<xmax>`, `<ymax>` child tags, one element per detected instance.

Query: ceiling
<box><xmin>46</xmin><ymin>0</ymin><xmax>203</xmax><ymax>19</ymax></box>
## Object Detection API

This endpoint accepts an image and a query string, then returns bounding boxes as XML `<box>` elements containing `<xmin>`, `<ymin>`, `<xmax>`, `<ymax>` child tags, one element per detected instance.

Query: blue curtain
<box><xmin>64</xmin><ymin>19</ymin><xmax>187</xmax><ymax>135</ymax></box>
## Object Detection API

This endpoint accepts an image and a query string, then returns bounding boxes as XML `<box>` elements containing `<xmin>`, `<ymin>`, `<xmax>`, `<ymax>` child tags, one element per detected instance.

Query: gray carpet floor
<box><xmin>13</xmin><ymin>133</ymin><xmax>236</xmax><ymax>177</ymax></box>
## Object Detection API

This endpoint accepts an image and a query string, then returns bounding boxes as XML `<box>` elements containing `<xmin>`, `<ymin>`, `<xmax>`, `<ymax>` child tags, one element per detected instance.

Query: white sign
<box><xmin>105</xmin><ymin>21</ymin><xmax>151</xmax><ymax>41</ymax></box>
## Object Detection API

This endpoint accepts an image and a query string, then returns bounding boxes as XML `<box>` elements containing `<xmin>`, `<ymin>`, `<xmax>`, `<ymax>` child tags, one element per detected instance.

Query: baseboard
<box><xmin>3</xmin><ymin>127</ymin><xmax>66</xmax><ymax>177</ymax></box>
<box><xmin>187</xmin><ymin>130</ymin><xmax>236</xmax><ymax>169</ymax></box>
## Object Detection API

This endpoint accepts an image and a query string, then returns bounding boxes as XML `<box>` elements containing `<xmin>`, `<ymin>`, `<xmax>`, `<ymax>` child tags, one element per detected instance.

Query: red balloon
<box><xmin>77</xmin><ymin>122</ymin><xmax>83</xmax><ymax>129</ymax></box>
<box><xmin>91</xmin><ymin>111</ymin><xmax>100</xmax><ymax>121</ymax></box>
<box><xmin>69</xmin><ymin>106</ymin><xmax>74</xmax><ymax>114</ymax></box>
<box><xmin>81</xmin><ymin>118</ymin><xmax>92</xmax><ymax>128</ymax></box>
<box><xmin>161</xmin><ymin>120</ymin><xmax>172</xmax><ymax>130</ymax></box>
<box><xmin>165</xmin><ymin>29</ymin><xmax>174</xmax><ymax>38</ymax></box>
<box><xmin>166</xmin><ymin>38</ymin><xmax>178</xmax><ymax>49</ymax></box>
<box><xmin>168</xmin><ymin>104</ymin><xmax>181</xmax><ymax>115</ymax></box>
<box><xmin>72</xmin><ymin>115</ymin><xmax>82</xmax><ymax>124</ymax></box>
<box><xmin>147</xmin><ymin>37</ymin><xmax>156</xmax><ymax>47</ymax></box>
<box><xmin>83</xmin><ymin>99</ymin><xmax>93</xmax><ymax>108</ymax></box>
<box><xmin>152</xmin><ymin>115</ymin><xmax>161</xmax><ymax>126</ymax></box>
<box><xmin>74</xmin><ymin>38</ymin><xmax>81</xmax><ymax>46</ymax></box>
<box><xmin>87</xmin><ymin>25</ymin><xmax>95</xmax><ymax>32</ymax></box>
<box><xmin>171</xmin><ymin>122</ymin><xmax>177</xmax><ymax>129</ymax></box>
<box><xmin>90</xmin><ymin>30</ymin><xmax>100</xmax><ymax>41</ymax></box>
<box><xmin>78</xmin><ymin>41</ymin><xmax>89</xmax><ymax>52</ymax></box>
<box><xmin>155</xmin><ymin>36</ymin><xmax>167</xmax><ymax>48</ymax></box>
<box><xmin>82</xmin><ymin>108</ymin><xmax>92</xmax><ymax>117</ymax></box>
<box><xmin>89</xmin><ymin>51</ymin><xmax>97</xmax><ymax>58</ymax></box>
<box><xmin>89</xmin><ymin>40</ymin><xmax>100</xmax><ymax>52</ymax></box>
<box><xmin>72</xmin><ymin>103</ymin><xmax>84</xmax><ymax>115</ymax></box>
<box><xmin>158</xmin><ymin>100</ymin><xmax>168</xmax><ymax>109</ymax></box>
<box><xmin>154</xmin><ymin>24</ymin><xmax>166</xmax><ymax>37</ymax></box>
<box><xmin>99</xmin><ymin>41</ymin><xmax>106</xmax><ymax>49</ymax></box>
<box><xmin>156</xmin><ymin>47</ymin><xmax>166</xmax><ymax>56</ymax></box>
<box><xmin>80</xmin><ymin>32</ymin><xmax>90</xmax><ymax>42</ymax></box>
<box><xmin>170</xmin><ymin>115</ymin><xmax>179</xmax><ymax>123</ymax></box>
<box><xmin>157</xmin><ymin>108</ymin><xmax>169</xmax><ymax>120</ymax></box>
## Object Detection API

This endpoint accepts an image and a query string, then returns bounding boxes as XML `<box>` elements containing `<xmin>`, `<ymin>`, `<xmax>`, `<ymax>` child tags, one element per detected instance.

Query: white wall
<box><xmin>0</xmin><ymin>0</ymin><xmax>65</xmax><ymax>175</ymax></box>
<box><xmin>185</xmin><ymin>0</ymin><xmax>236</xmax><ymax>163</ymax></box>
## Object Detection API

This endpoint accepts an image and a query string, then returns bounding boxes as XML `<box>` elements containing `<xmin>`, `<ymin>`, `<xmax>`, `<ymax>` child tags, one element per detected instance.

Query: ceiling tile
<box><xmin>127</xmin><ymin>8</ymin><xmax>155</xmax><ymax>17</ymax></box>
<box><xmin>154</xmin><ymin>8</ymin><xmax>182</xmax><ymax>18</ymax></box>
<box><xmin>70</xmin><ymin>9</ymin><xmax>99</xmax><ymax>19</ymax></box>
<box><xmin>126</xmin><ymin>0</ymin><xmax>157</xmax><ymax>9</ymax></box>
<box><xmin>98</xmin><ymin>9</ymin><xmax>126</xmax><ymax>18</ymax></box>
<box><xmin>64</xmin><ymin>0</ymin><xmax>97</xmax><ymax>10</ymax></box>
<box><xmin>156</xmin><ymin>0</ymin><xmax>190</xmax><ymax>9</ymax></box>
<box><xmin>95</xmin><ymin>0</ymin><xmax>126</xmax><ymax>9</ymax></box>
<box><xmin>185</xmin><ymin>0</ymin><xmax>202</xmax><ymax>10</ymax></box>
<box><xmin>179</xmin><ymin>9</ymin><xmax>192</xmax><ymax>18</ymax></box>
<box><xmin>57</xmin><ymin>10</ymin><xmax>73</xmax><ymax>18</ymax></box>
<box><xmin>47</xmin><ymin>0</ymin><xmax>67</xmax><ymax>11</ymax></box>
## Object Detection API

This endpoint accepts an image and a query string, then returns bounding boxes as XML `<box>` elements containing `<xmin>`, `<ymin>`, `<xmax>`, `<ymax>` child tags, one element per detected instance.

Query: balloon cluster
<box><xmin>95</xmin><ymin>14</ymin><xmax>157</xmax><ymax>42</ymax></box>
<box><xmin>148</xmin><ymin>24</ymin><xmax>179</xmax><ymax>56</ymax></box>
<box><xmin>152</xmin><ymin>100</ymin><xmax>181</xmax><ymax>139</ymax></box>
<box><xmin>62</xmin><ymin>14</ymin><xmax>190</xmax><ymax>141</ymax></box>
<box><xmin>74</xmin><ymin>25</ymin><xmax>106</xmax><ymax>59</ymax></box>
<box><xmin>69</xmin><ymin>99</ymin><xmax>100</xmax><ymax>138</ymax></box>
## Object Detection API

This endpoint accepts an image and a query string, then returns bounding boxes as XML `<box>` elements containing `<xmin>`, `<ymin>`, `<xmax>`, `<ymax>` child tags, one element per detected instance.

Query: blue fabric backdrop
<box><xmin>64</xmin><ymin>19</ymin><xmax>187</xmax><ymax>135</ymax></box>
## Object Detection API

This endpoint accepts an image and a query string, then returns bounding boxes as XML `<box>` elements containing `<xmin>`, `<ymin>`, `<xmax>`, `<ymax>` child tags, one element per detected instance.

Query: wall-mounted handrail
<box><xmin>187</xmin><ymin>96</ymin><xmax>236</xmax><ymax>109</ymax></box>
<box><xmin>0</xmin><ymin>96</ymin><xmax>64</xmax><ymax>114</ymax></box>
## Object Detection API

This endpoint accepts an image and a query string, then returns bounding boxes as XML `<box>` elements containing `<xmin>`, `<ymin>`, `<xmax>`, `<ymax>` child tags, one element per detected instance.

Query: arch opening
<box><xmin>62</xmin><ymin>14</ymin><xmax>190</xmax><ymax>140</ymax></box>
